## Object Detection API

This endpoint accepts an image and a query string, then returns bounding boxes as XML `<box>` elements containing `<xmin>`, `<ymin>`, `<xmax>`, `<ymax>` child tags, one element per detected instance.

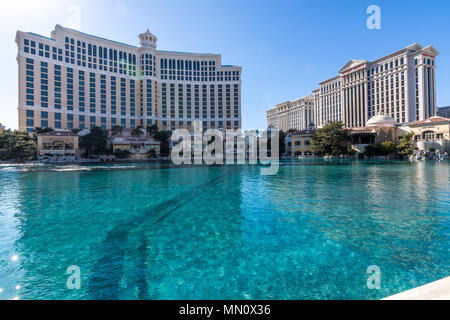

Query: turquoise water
<box><xmin>0</xmin><ymin>161</ymin><xmax>448</xmax><ymax>300</ymax></box>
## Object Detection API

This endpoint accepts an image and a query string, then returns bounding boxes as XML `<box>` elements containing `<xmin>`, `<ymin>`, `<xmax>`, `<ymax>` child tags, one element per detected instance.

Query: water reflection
<box><xmin>0</xmin><ymin>162</ymin><xmax>448</xmax><ymax>300</ymax></box>
<box><xmin>0</xmin><ymin>171</ymin><xmax>25</xmax><ymax>300</ymax></box>
<box><xmin>259</xmin><ymin>162</ymin><xmax>449</xmax><ymax>298</ymax></box>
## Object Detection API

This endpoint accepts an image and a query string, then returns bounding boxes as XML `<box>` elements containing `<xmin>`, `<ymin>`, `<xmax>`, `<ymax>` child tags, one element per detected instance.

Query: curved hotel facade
<box><xmin>16</xmin><ymin>25</ymin><xmax>242</xmax><ymax>133</ymax></box>
<box><xmin>268</xmin><ymin>43</ymin><xmax>439</xmax><ymax>129</ymax></box>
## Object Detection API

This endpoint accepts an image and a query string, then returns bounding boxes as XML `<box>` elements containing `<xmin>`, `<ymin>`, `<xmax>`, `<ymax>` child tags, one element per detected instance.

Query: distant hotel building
<box><xmin>266</xmin><ymin>95</ymin><xmax>314</xmax><ymax>131</ymax></box>
<box><xmin>268</xmin><ymin>43</ymin><xmax>438</xmax><ymax>129</ymax></box>
<box><xmin>437</xmin><ymin>106</ymin><xmax>450</xmax><ymax>118</ymax></box>
<box><xmin>16</xmin><ymin>25</ymin><xmax>242</xmax><ymax>133</ymax></box>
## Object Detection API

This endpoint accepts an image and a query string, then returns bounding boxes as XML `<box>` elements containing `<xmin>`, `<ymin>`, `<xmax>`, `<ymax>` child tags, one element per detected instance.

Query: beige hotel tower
<box><xmin>268</xmin><ymin>43</ymin><xmax>439</xmax><ymax>130</ymax></box>
<box><xmin>16</xmin><ymin>25</ymin><xmax>242</xmax><ymax>133</ymax></box>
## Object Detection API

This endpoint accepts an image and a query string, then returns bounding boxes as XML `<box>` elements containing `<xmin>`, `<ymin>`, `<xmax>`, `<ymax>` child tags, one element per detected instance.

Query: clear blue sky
<box><xmin>1</xmin><ymin>0</ymin><xmax>449</xmax><ymax>130</ymax></box>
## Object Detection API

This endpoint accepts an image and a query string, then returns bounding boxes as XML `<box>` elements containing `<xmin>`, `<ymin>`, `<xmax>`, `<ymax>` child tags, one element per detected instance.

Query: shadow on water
<box><xmin>136</xmin><ymin>234</ymin><xmax>149</xmax><ymax>300</ymax></box>
<box><xmin>88</xmin><ymin>229</ymin><xmax>128</xmax><ymax>299</ymax></box>
<box><xmin>88</xmin><ymin>166</ymin><xmax>241</xmax><ymax>299</ymax></box>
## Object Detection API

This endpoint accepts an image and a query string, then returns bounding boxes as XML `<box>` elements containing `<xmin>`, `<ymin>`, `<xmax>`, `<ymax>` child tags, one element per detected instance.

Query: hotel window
<box><xmin>90</xmin><ymin>116</ymin><xmax>96</xmax><ymax>128</ymax></box>
<box><xmin>120</xmin><ymin>78</ymin><xmax>126</xmax><ymax>116</ymax></box>
<box><xmin>25</xmin><ymin>58</ymin><xmax>34</xmax><ymax>106</ymax></box>
<box><xmin>178</xmin><ymin>84</ymin><xmax>183</xmax><ymax>118</ymax></box>
<box><xmin>234</xmin><ymin>84</ymin><xmax>239</xmax><ymax>118</ymax></box>
<box><xmin>146</xmin><ymin>79</ymin><xmax>152</xmax><ymax>116</ymax></box>
<box><xmin>89</xmin><ymin>73</ymin><xmax>96</xmax><ymax>113</ymax></box>
<box><xmin>40</xmin><ymin>61</ymin><xmax>48</xmax><ymax>108</ymax></box>
<box><xmin>24</xmin><ymin>39</ymin><xmax>30</xmax><ymax>53</ymax></box>
<box><xmin>130</xmin><ymin>79</ymin><xmax>135</xmax><ymax>116</ymax></box>
<box><xmin>26</xmin><ymin>118</ymin><xmax>34</xmax><ymax>128</ymax></box>
<box><xmin>101</xmin><ymin>75</ymin><xmax>107</xmax><ymax>114</ymax></box>
<box><xmin>67</xmin><ymin>68</ymin><xmax>74</xmax><ymax>111</ymax></box>
<box><xmin>67</xmin><ymin>114</ymin><xmax>74</xmax><ymax>129</ymax></box>
<box><xmin>210</xmin><ymin>85</ymin><xmax>215</xmax><ymax>119</ymax></box>
<box><xmin>194</xmin><ymin>85</ymin><xmax>199</xmax><ymax>118</ymax></box>
<box><xmin>162</xmin><ymin>83</ymin><xmax>167</xmax><ymax>118</ymax></box>
<box><xmin>186</xmin><ymin>84</ymin><xmax>191</xmax><ymax>118</ymax></box>
<box><xmin>202</xmin><ymin>85</ymin><xmax>207</xmax><ymax>119</ymax></box>
<box><xmin>226</xmin><ymin>85</ymin><xmax>231</xmax><ymax>119</ymax></box>
<box><xmin>54</xmin><ymin>65</ymin><xmax>62</xmax><ymax>109</ymax></box>
<box><xmin>79</xmin><ymin>115</ymin><xmax>85</xmax><ymax>129</ymax></box>
<box><xmin>30</xmin><ymin>41</ymin><xmax>36</xmax><ymax>55</ymax></box>
<box><xmin>26</xmin><ymin>110</ymin><xmax>34</xmax><ymax>131</ymax></box>
<box><xmin>55</xmin><ymin>112</ymin><xmax>61</xmax><ymax>129</ymax></box>
<box><xmin>78</xmin><ymin>70</ymin><xmax>85</xmax><ymax>112</ymax></box>
<box><xmin>41</xmin><ymin>111</ymin><xmax>48</xmax><ymax>128</ymax></box>
<box><xmin>111</xmin><ymin>76</ymin><xmax>117</xmax><ymax>115</ymax></box>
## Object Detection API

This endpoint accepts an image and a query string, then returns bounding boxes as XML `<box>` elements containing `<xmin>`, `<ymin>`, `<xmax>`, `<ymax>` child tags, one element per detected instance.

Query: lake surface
<box><xmin>0</xmin><ymin>161</ymin><xmax>448</xmax><ymax>300</ymax></box>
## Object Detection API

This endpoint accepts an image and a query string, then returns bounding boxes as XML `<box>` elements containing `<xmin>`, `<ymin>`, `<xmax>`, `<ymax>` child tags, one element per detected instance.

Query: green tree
<box><xmin>34</xmin><ymin>127</ymin><xmax>53</xmax><ymax>134</ymax></box>
<box><xmin>312</xmin><ymin>122</ymin><xmax>352</xmax><ymax>156</ymax></box>
<box><xmin>397</xmin><ymin>132</ymin><xmax>415</xmax><ymax>157</ymax></box>
<box><xmin>0</xmin><ymin>130</ymin><xmax>37</xmax><ymax>161</ymax></box>
<box><xmin>380</xmin><ymin>141</ymin><xmax>397</xmax><ymax>156</ymax></box>
<box><xmin>146</xmin><ymin>124</ymin><xmax>159</xmax><ymax>136</ymax></box>
<box><xmin>154</xmin><ymin>130</ymin><xmax>172</xmax><ymax>142</ymax></box>
<box><xmin>111</xmin><ymin>125</ymin><xmax>123</xmax><ymax>136</ymax></box>
<box><xmin>80</xmin><ymin>127</ymin><xmax>108</xmax><ymax>157</ymax></box>
<box><xmin>131</xmin><ymin>127</ymin><xmax>144</xmax><ymax>137</ymax></box>
<box><xmin>152</xmin><ymin>130</ymin><xmax>172</xmax><ymax>157</ymax></box>
<box><xmin>364</xmin><ymin>143</ymin><xmax>382</xmax><ymax>158</ymax></box>
<box><xmin>159</xmin><ymin>143</ymin><xmax>170</xmax><ymax>157</ymax></box>
<box><xmin>364</xmin><ymin>141</ymin><xmax>397</xmax><ymax>158</ymax></box>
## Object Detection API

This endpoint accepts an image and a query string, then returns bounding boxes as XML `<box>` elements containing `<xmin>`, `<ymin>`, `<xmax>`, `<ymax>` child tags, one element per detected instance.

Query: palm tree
<box><xmin>146</xmin><ymin>124</ymin><xmax>159</xmax><ymax>136</ymax></box>
<box><xmin>111</xmin><ymin>125</ymin><xmax>123</xmax><ymax>136</ymax></box>
<box><xmin>131</xmin><ymin>127</ymin><xmax>144</xmax><ymax>137</ymax></box>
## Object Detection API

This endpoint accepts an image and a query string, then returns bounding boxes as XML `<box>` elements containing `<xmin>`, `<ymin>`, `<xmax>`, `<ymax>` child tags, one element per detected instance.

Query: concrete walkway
<box><xmin>383</xmin><ymin>276</ymin><xmax>450</xmax><ymax>300</ymax></box>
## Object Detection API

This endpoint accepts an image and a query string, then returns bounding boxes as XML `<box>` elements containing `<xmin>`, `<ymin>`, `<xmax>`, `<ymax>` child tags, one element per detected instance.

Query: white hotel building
<box><xmin>266</xmin><ymin>95</ymin><xmax>314</xmax><ymax>131</ymax></box>
<box><xmin>16</xmin><ymin>25</ymin><xmax>242</xmax><ymax>133</ymax></box>
<box><xmin>269</xmin><ymin>43</ymin><xmax>439</xmax><ymax>129</ymax></box>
